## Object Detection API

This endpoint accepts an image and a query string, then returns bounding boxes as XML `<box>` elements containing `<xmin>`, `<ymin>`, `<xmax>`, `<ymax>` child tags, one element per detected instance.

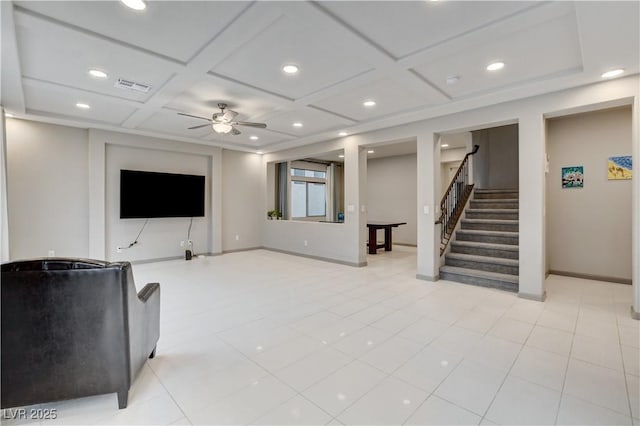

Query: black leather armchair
<box><xmin>1</xmin><ymin>258</ymin><xmax>160</xmax><ymax>409</ymax></box>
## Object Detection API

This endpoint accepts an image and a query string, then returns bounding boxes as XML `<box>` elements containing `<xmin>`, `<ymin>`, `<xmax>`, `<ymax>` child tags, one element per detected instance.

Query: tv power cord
<box><xmin>117</xmin><ymin>218</ymin><xmax>149</xmax><ymax>253</ymax></box>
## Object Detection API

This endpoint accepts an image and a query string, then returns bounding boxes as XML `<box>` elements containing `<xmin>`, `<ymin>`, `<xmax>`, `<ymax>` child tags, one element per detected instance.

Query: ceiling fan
<box><xmin>178</xmin><ymin>103</ymin><xmax>266</xmax><ymax>135</ymax></box>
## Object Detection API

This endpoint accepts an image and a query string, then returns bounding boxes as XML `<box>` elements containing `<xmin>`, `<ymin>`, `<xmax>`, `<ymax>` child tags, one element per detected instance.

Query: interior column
<box><xmin>518</xmin><ymin>113</ymin><xmax>546</xmax><ymax>301</ymax></box>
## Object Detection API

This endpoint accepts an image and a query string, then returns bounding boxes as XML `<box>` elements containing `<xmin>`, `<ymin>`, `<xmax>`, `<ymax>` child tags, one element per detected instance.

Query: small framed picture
<box><xmin>608</xmin><ymin>156</ymin><xmax>632</xmax><ymax>180</ymax></box>
<box><xmin>562</xmin><ymin>166</ymin><xmax>584</xmax><ymax>188</ymax></box>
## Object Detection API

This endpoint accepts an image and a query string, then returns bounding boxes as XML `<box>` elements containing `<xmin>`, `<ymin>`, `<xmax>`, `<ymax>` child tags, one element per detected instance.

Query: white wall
<box><xmin>547</xmin><ymin>107</ymin><xmax>632</xmax><ymax>281</ymax></box>
<box><xmin>440</xmin><ymin>147</ymin><xmax>466</xmax><ymax>163</ymax></box>
<box><xmin>105</xmin><ymin>144</ymin><xmax>211</xmax><ymax>262</ymax></box>
<box><xmin>6</xmin><ymin>119</ymin><xmax>89</xmax><ymax>259</ymax></box>
<box><xmin>367</xmin><ymin>154</ymin><xmax>417</xmax><ymax>245</ymax></box>
<box><xmin>440</xmin><ymin>147</ymin><xmax>466</xmax><ymax>197</ymax></box>
<box><xmin>1</xmin><ymin>109</ymin><xmax>9</xmax><ymax>262</ymax></box>
<box><xmin>473</xmin><ymin>124</ymin><xmax>519</xmax><ymax>189</ymax></box>
<box><xmin>222</xmin><ymin>149</ymin><xmax>263</xmax><ymax>251</ymax></box>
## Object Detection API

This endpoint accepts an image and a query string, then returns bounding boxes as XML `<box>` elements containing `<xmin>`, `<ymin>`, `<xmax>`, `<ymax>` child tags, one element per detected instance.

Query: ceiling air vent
<box><xmin>114</xmin><ymin>78</ymin><xmax>151</xmax><ymax>93</ymax></box>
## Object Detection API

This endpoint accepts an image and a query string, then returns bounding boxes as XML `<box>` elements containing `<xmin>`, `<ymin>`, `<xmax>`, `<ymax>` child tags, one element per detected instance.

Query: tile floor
<box><xmin>3</xmin><ymin>246</ymin><xmax>639</xmax><ymax>425</ymax></box>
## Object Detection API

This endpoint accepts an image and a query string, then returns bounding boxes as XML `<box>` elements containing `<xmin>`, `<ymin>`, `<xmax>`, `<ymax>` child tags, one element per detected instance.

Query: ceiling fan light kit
<box><xmin>212</xmin><ymin>122</ymin><xmax>233</xmax><ymax>134</ymax></box>
<box><xmin>178</xmin><ymin>103</ymin><xmax>266</xmax><ymax>136</ymax></box>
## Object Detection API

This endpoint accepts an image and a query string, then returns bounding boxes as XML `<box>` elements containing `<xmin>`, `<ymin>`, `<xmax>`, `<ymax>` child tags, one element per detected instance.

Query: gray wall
<box><xmin>546</xmin><ymin>107</ymin><xmax>632</xmax><ymax>281</ymax></box>
<box><xmin>473</xmin><ymin>124</ymin><xmax>519</xmax><ymax>189</ymax></box>
<box><xmin>222</xmin><ymin>149</ymin><xmax>263</xmax><ymax>251</ymax></box>
<box><xmin>6</xmin><ymin>119</ymin><xmax>90</xmax><ymax>259</ymax></box>
<box><xmin>367</xmin><ymin>154</ymin><xmax>417</xmax><ymax>245</ymax></box>
<box><xmin>105</xmin><ymin>144</ymin><xmax>210</xmax><ymax>262</ymax></box>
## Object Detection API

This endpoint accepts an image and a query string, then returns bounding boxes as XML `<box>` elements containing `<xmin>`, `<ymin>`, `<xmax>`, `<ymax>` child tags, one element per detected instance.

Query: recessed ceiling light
<box><xmin>441</xmin><ymin>143</ymin><xmax>449</xmax><ymax>148</ymax></box>
<box><xmin>292</xmin><ymin>122</ymin><xmax>303</xmax><ymax>128</ymax></box>
<box><xmin>446</xmin><ymin>76</ymin><xmax>460</xmax><ymax>85</ymax></box>
<box><xmin>601</xmin><ymin>69</ymin><xmax>625</xmax><ymax>79</ymax></box>
<box><xmin>88</xmin><ymin>69</ymin><xmax>108</xmax><ymax>79</ymax></box>
<box><xmin>367</xmin><ymin>150</ymin><xmax>375</xmax><ymax>154</ymax></box>
<box><xmin>338</xmin><ymin>154</ymin><xmax>345</xmax><ymax>158</ymax></box>
<box><xmin>121</xmin><ymin>0</ymin><xmax>146</xmax><ymax>10</ymax></box>
<box><xmin>486</xmin><ymin>62</ymin><xmax>505</xmax><ymax>71</ymax></box>
<box><xmin>282</xmin><ymin>64</ymin><xmax>299</xmax><ymax>74</ymax></box>
<box><xmin>338</xmin><ymin>132</ymin><xmax>348</xmax><ymax>137</ymax></box>
<box><xmin>76</xmin><ymin>103</ymin><xmax>91</xmax><ymax>109</ymax></box>
<box><xmin>363</xmin><ymin>100</ymin><xmax>377</xmax><ymax>107</ymax></box>
<box><xmin>250</xmin><ymin>135</ymin><xmax>259</xmax><ymax>140</ymax></box>
<box><xmin>256</xmin><ymin>151</ymin><xmax>264</xmax><ymax>155</ymax></box>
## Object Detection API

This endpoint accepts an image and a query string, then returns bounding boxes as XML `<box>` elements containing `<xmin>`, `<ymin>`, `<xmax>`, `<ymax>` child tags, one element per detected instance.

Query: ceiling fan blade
<box><xmin>178</xmin><ymin>112</ymin><xmax>212</xmax><ymax>122</ymax></box>
<box><xmin>233</xmin><ymin>121</ymin><xmax>267</xmax><ymax>128</ymax></box>
<box><xmin>231</xmin><ymin>127</ymin><xmax>241</xmax><ymax>136</ymax></box>
<box><xmin>222</xmin><ymin>109</ymin><xmax>238</xmax><ymax>121</ymax></box>
<box><xmin>188</xmin><ymin>123</ymin><xmax>212</xmax><ymax>130</ymax></box>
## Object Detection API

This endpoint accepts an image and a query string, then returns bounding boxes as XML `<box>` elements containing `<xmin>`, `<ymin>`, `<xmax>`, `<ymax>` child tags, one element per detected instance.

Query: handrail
<box><xmin>436</xmin><ymin>144</ymin><xmax>479</xmax><ymax>256</ymax></box>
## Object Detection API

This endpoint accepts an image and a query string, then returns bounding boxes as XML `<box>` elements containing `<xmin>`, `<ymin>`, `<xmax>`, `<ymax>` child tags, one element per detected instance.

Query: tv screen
<box><xmin>120</xmin><ymin>170</ymin><xmax>205</xmax><ymax>219</ymax></box>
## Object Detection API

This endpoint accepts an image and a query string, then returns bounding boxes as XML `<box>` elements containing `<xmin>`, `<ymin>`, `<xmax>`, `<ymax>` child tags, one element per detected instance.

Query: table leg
<box><xmin>384</xmin><ymin>226</ymin><xmax>392</xmax><ymax>251</ymax></box>
<box><xmin>368</xmin><ymin>227</ymin><xmax>377</xmax><ymax>254</ymax></box>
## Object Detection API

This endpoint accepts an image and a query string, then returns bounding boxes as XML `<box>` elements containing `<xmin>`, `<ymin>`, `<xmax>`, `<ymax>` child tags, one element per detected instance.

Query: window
<box><xmin>291</xmin><ymin>181</ymin><xmax>326</xmax><ymax>217</ymax></box>
<box><xmin>290</xmin><ymin>167</ymin><xmax>327</xmax><ymax>218</ymax></box>
<box><xmin>291</xmin><ymin>168</ymin><xmax>326</xmax><ymax>179</ymax></box>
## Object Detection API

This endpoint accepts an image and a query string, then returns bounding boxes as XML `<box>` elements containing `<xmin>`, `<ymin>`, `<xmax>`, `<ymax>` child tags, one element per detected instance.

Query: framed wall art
<box><xmin>562</xmin><ymin>166</ymin><xmax>584</xmax><ymax>188</ymax></box>
<box><xmin>608</xmin><ymin>156</ymin><xmax>632</xmax><ymax>180</ymax></box>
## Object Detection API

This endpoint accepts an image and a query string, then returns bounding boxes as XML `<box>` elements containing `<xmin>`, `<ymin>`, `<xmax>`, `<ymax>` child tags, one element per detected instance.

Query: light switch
<box><xmin>347</xmin><ymin>204</ymin><xmax>355</xmax><ymax>212</ymax></box>
<box><xmin>424</xmin><ymin>205</ymin><xmax>429</xmax><ymax>215</ymax></box>
<box><xmin>360</xmin><ymin>205</ymin><xmax>366</xmax><ymax>213</ymax></box>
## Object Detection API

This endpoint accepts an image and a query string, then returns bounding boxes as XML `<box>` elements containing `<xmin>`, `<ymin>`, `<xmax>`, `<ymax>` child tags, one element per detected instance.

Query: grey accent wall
<box><xmin>546</xmin><ymin>107</ymin><xmax>632</xmax><ymax>281</ymax></box>
<box><xmin>105</xmin><ymin>144</ymin><xmax>210</xmax><ymax>262</ymax></box>
<box><xmin>473</xmin><ymin>124</ymin><xmax>519</xmax><ymax>189</ymax></box>
<box><xmin>367</xmin><ymin>154</ymin><xmax>417</xmax><ymax>245</ymax></box>
<box><xmin>6</xmin><ymin>119</ymin><xmax>89</xmax><ymax>259</ymax></box>
<box><xmin>222</xmin><ymin>149</ymin><xmax>263</xmax><ymax>251</ymax></box>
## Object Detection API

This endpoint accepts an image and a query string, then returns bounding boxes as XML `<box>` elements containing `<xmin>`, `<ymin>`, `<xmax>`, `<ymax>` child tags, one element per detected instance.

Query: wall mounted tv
<box><xmin>120</xmin><ymin>170</ymin><xmax>205</xmax><ymax>219</ymax></box>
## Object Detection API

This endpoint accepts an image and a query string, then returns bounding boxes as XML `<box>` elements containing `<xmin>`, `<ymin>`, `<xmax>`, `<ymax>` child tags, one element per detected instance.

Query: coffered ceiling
<box><xmin>1</xmin><ymin>1</ymin><xmax>638</xmax><ymax>153</ymax></box>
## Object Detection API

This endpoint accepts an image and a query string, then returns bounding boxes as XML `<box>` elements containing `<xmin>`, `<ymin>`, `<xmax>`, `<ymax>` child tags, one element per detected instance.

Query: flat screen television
<box><xmin>120</xmin><ymin>170</ymin><xmax>205</xmax><ymax>219</ymax></box>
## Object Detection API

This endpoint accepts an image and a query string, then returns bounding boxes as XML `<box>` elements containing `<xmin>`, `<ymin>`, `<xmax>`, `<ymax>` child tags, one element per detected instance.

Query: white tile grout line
<box><xmin>552</xmin><ymin>311</ymin><xmax>577</xmax><ymax>425</ymax></box>
<box><xmin>616</xmin><ymin>305</ymin><xmax>637</xmax><ymax>420</ymax></box>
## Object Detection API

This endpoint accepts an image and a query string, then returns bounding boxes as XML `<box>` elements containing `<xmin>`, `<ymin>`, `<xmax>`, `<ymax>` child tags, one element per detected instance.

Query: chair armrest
<box><xmin>137</xmin><ymin>282</ymin><xmax>159</xmax><ymax>302</ymax></box>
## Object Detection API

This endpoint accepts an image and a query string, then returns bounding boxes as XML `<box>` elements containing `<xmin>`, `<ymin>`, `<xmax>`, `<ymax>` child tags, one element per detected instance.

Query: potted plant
<box><xmin>267</xmin><ymin>210</ymin><xmax>281</xmax><ymax>220</ymax></box>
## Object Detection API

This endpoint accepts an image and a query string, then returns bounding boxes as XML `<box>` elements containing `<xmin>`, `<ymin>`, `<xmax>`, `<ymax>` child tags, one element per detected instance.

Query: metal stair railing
<box><xmin>436</xmin><ymin>144</ymin><xmax>479</xmax><ymax>256</ymax></box>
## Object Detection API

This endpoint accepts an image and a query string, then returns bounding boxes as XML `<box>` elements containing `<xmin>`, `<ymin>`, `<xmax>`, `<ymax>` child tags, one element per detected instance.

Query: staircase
<box><xmin>440</xmin><ymin>189</ymin><xmax>519</xmax><ymax>292</ymax></box>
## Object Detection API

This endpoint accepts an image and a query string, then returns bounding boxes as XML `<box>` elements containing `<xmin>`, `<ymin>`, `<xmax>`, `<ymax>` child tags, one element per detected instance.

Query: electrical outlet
<box><xmin>304</xmin><ymin>240</ymin><xmax>308</xmax><ymax>247</ymax></box>
<box><xmin>180</xmin><ymin>241</ymin><xmax>185</xmax><ymax>247</ymax></box>
<box><xmin>47</xmin><ymin>250</ymin><xmax>55</xmax><ymax>257</ymax></box>
<box><xmin>235</xmin><ymin>235</ymin><xmax>239</xmax><ymax>241</ymax></box>
<box><xmin>116</xmin><ymin>247</ymin><xmax>122</xmax><ymax>253</ymax></box>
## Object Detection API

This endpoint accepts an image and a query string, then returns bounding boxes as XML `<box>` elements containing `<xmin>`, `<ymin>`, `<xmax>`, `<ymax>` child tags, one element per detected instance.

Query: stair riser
<box><xmin>474</xmin><ymin>192</ymin><xmax>519</xmax><ymax>200</ymax></box>
<box><xmin>451</xmin><ymin>245</ymin><xmax>519</xmax><ymax>259</ymax></box>
<box><xmin>440</xmin><ymin>271</ymin><xmax>518</xmax><ymax>293</ymax></box>
<box><xmin>470</xmin><ymin>201</ymin><xmax>519</xmax><ymax>209</ymax></box>
<box><xmin>445</xmin><ymin>257</ymin><xmax>519</xmax><ymax>275</ymax></box>
<box><xmin>456</xmin><ymin>233</ymin><xmax>519</xmax><ymax>245</ymax></box>
<box><xmin>466</xmin><ymin>211</ymin><xmax>519</xmax><ymax>220</ymax></box>
<box><xmin>461</xmin><ymin>222</ymin><xmax>519</xmax><ymax>232</ymax></box>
